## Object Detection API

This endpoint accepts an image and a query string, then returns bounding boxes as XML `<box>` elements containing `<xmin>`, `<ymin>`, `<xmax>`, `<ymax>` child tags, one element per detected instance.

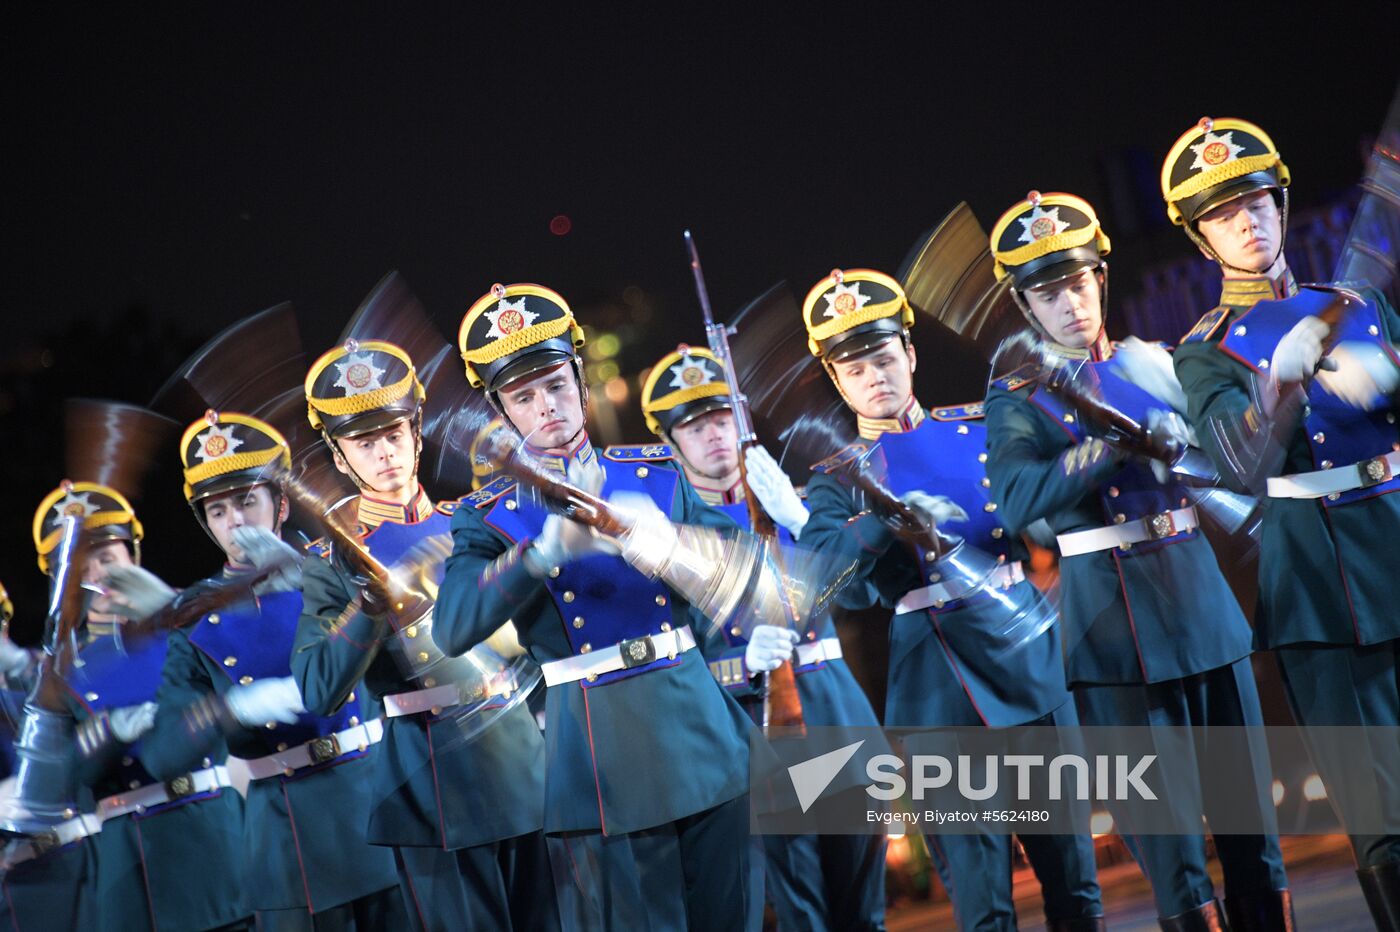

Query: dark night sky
<box><xmin>2</xmin><ymin>5</ymin><xmax>1397</xmax><ymax>621</ymax></box>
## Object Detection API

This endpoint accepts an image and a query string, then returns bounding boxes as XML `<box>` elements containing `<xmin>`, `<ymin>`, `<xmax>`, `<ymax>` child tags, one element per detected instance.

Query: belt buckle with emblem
<box><xmin>308</xmin><ymin>734</ymin><xmax>342</xmax><ymax>766</ymax></box>
<box><xmin>29</xmin><ymin>829</ymin><xmax>60</xmax><ymax>858</ymax></box>
<box><xmin>165</xmin><ymin>773</ymin><xmax>196</xmax><ymax>801</ymax></box>
<box><xmin>618</xmin><ymin>635</ymin><xmax>657</xmax><ymax>669</ymax></box>
<box><xmin>1146</xmin><ymin>511</ymin><xmax>1178</xmax><ymax>541</ymax></box>
<box><xmin>1358</xmin><ymin>456</ymin><xmax>1392</xmax><ymax>489</ymax></box>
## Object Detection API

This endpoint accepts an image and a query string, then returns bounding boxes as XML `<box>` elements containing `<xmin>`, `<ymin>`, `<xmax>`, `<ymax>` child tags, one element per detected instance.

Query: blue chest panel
<box><xmin>1028</xmin><ymin>360</ymin><xmax>1188</xmax><ymax>524</ymax></box>
<box><xmin>875</xmin><ymin>418</ymin><xmax>1009</xmax><ymax>559</ymax></box>
<box><xmin>69</xmin><ymin>630</ymin><xmax>168</xmax><ymax>713</ymax></box>
<box><xmin>484</xmin><ymin>466</ymin><xmax>680</xmax><ymax>686</ymax></box>
<box><xmin>1220</xmin><ymin>289</ymin><xmax>1400</xmax><ymax>506</ymax></box>
<box><xmin>360</xmin><ymin>512</ymin><xmax>454</xmax><ymax>581</ymax></box>
<box><xmin>189</xmin><ymin>589</ymin><xmax>360</xmax><ymax>745</ymax></box>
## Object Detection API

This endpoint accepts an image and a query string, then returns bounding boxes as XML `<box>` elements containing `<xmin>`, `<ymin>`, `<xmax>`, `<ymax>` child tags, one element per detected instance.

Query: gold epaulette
<box><xmin>603</xmin><ymin>444</ymin><xmax>673</xmax><ymax>462</ymax></box>
<box><xmin>1181</xmin><ymin>306</ymin><xmax>1229</xmax><ymax>344</ymax></box>
<box><xmin>810</xmin><ymin>441</ymin><xmax>870</xmax><ymax>474</ymax></box>
<box><xmin>467</xmin><ymin>475</ymin><xmax>516</xmax><ymax>509</ymax></box>
<box><xmin>436</xmin><ymin>500</ymin><xmax>462</xmax><ymax>516</ymax></box>
<box><xmin>929</xmin><ymin>401</ymin><xmax>985</xmax><ymax>421</ymax></box>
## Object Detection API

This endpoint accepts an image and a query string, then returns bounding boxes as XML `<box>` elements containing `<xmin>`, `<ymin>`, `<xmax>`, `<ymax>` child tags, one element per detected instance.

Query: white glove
<box><xmin>103</xmin><ymin>565</ymin><xmax>177</xmax><ymax>621</ymax></box>
<box><xmin>109</xmin><ymin>701</ymin><xmax>158</xmax><ymax>743</ymax></box>
<box><xmin>1270</xmin><ymin>316</ymin><xmax>1329</xmax><ymax>384</ymax></box>
<box><xmin>744</xmin><ymin>625</ymin><xmax>801</xmax><ymax>673</ymax></box>
<box><xmin>743</xmin><ymin>447</ymin><xmax>809</xmax><ymax>539</ymax></box>
<box><xmin>610</xmin><ymin>491</ymin><xmax>678</xmax><ymax>579</ymax></box>
<box><xmin>232</xmin><ymin>526</ymin><xmax>303</xmax><ymax>594</ymax></box>
<box><xmin>1115</xmin><ymin>337</ymin><xmax>1188</xmax><ymax>414</ymax></box>
<box><xmin>1314</xmin><ymin>341</ymin><xmax>1400</xmax><ymax>410</ymax></box>
<box><xmin>1146</xmin><ymin>409</ymin><xmax>1195</xmax><ymax>484</ymax></box>
<box><xmin>525</xmin><ymin>460</ymin><xmax>618</xmax><ymax>576</ymax></box>
<box><xmin>225</xmin><ymin>676</ymin><xmax>305</xmax><ymax>727</ymax></box>
<box><xmin>899</xmin><ymin>491</ymin><xmax>969</xmax><ymax>530</ymax></box>
<box><xmin>0</xmin><ymin>635</ymin><xmax>31</xmax><ymax>678</ymax></box>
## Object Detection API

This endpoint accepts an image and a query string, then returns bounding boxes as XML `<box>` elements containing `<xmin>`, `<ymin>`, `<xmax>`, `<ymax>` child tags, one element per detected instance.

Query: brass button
<box><xmin>928</xmin><ymin>572</ymin><xmax>941</xmax><ymax>583</ymax></box>
<box><xmin>505</xmin><ymin>499</ymin><xmax>518</xmax><ymax>511</ymax></box>
<box><xmin>1321</xmin><ymin>460</ymin><xmax>1333</xmax><ymax>470</ymax></box>
<box><xmin>580</xmin><ymin>643</ymin><xmax>592</xmax><ymax>654</ymax></box>
<box><xmin>405</xmin><ymin>625</ymin><xmax>417</xmax><ymax>638</ymax></box>
<box><xmin>1119</xmin><ymin>542</ymin><xmax>1133</xmax><ymax>552</ymax></box>
<box><xmin>991</xmin><ymin>528</ymin><xmax>1004</xmax><ymax>539</ymax></box>
<box><xmin>223</xmin><ymin>656</ymin><xmax>237</xmax><ymax>667</ymax></box>
<box><xmin>1387</xmin><ymin>413</ymin><xmax>1395</xmax><ymax>424</ymax></box>
<box><xmin>1327</xmin><ymin>493</ymin><xmax>1341</xmax><ymax>502</ymax></box>
<box><xmin>208</xmin><ymin>613</ymin><xmax>220</xmax><ymax>625</ymax></box>
<box><xmin>430</xmin><ymin>706</ymin><xmax>442</xmax><ymax>716</ymax></box>
<box><xmin>573</xmin><ymin>617</ymin><xmax>585</xmax><ymax>629</ymax></box>
<box><xmin>586</xmin><ymin>673</ymin><xmax>598</xmax><ymax>683</ymax></box>
<box><xmin>1063</xmin><ymin>414</ymin><xmax>1075</xmax><ymax>424</ymax></box>
<box><xmin>924</xmin><ymin>551</ymin><xmax>937</xmax><ymax>562</ymax></box>
<box><xmin>549</xmin><ymin>566</ymin><xmax>561</xmax><ymax>579</ymax></box>
<box><xmin>349</xmin><ymin>716</ymin><xmax>359</xmax><ymax>726</ymax></box>
<box><xmin>202</xmin><ymin>757</ymin><xmax>211</xmax><ymax>768</ymax></box>
<box><xmin>129</xmin><ymin>779</ymin><xmax>141</xmax><ymax>789</ymax></box>
<box><xmin>239</xmin><ymin>675</ymin><xmax>253</xmax><ymax>685</ymax></box>
<box><xmin>418</xmin><ymin>651</ymin><xmax>430</xmax><ymax>663</ymax></box>
<box><xmin>347</xmin><ymin>692</ymin><xmax>355</xmax><ymax>702</ymax></box>
<box><xmin>730</xmin><ymin>626</ymin><xmax>743</xmax><ymax>637</ymax></box>
<box><xmin>265</xmin><ymin>722</ymin><xmax>278</xmax><ymax>730</ymax></box>
<box><xmin>980</xmin><ymin>477</ymin><xmax>991</xmax><ymax>488</ymax></box>
<box><xmin>977</xmin><ymin>452</ymin><xmax>988</xmax><ymax>463</ymax></box>
<box><xmin>654</xmin><ymin>595</ymin><xmax>667</xmax><ymax>606</ymax></box>
<box><xmin>121</xmin><ymin>755</ymin><xmax>133</xmax><ymax>766</ymax></box>
<box><xmin>84</xmin><ymin>691</ymin><xmax>98</xmax><ymax>702</ymax></box>
<box><xmin>563</xmin><ymin>591</ymin><xmax>576</xmax><ymax>603</ymax></box>
<box><xmin>932</xmin><ymin>599</ymin><xmax>945</xmax><ymax>609</ymax></box>
<box><xmin>1108</xmin><ymin>486</ymin><xmax>1120</xmax><ymax>498</ymax></box>
<box><xmin>284</xmin><ymin>768</ymin><xmax>295</xmax><ymax>778</ymax></box>
<box><xmin>423</xmin><ymin>677</ymin><xmax>436</xmax><ymax>688</ymax></box>
<box><xmin>276</xmin><ymin>743</ymin><xmax>288</xmax><ymax>752</ymax></box>
<box><xmin>1114</xmin><ymin>514</ymin><xmax>1126</xmax><ymax>524</ymax></box>
<box><xmin>983</xmin><ymin>502</ymin><xmax>996</xmax><ymax>512</ymax></box>
<box><xmin>1233</xmin><ymin>325</ymin><xmax>1247</xmax><ymax>336</ymax></box>
<box><xmin>1369</xmin><ymin>325</ymin><xmax>1380</xmax><ymax>336</ymax></box>
<box><xmin>1259</xmin><ymin>359</ymin><xmax>1270</xmax><ymax>369</ymax></box>
<box><xmin>667</xmin><ymin>651</ymin><xmax>676</xmax><ymax>660</ymax></box>
<box><xmin>956</xmin><ymin>425</ymin><xmax>969</xmax><ymax>435</ymax></box>
<box><xmin>636</xmin><ymin>466</ymin><xmax>650</xmax><ymax>478</ymax></box>
<box><xmin>1313</xmin><ymin>432</ymin><xmax>1325</xmax><ymax>444</ymax></box>
<box><xmin>660</xmin><ymin>622</ymin><xmax>672</xmax><ymax>632</ymax></box>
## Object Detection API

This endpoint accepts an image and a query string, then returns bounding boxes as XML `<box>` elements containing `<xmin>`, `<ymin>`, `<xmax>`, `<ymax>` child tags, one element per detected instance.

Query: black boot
<box><xmin>1358</xmin><ymin>862</ymin><xmax>1400</xmax><ymax>932</ymax></box>
<box><xmin>1224</xmin><ymin>889</ymin><xmax>1295</xmax><ymax>932</ymax></box>
<box><xmin>1048</xmin><ymin>917</ymin><xmax>1108</xmax><ymax>932</ymax></box>
<box><xmin>1159</xmin><ymin>898</ymin><xmax>1227</xmax><ymax>932</ymax></box>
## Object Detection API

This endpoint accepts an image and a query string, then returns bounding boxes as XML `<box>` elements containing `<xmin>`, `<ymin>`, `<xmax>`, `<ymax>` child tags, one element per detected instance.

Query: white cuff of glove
<box><xmin>226</xmin><ymin>677</ymin><xmax>306</xmax><ymax>727</ymax></box>
<box><xmin>744</xmin><ymin>625</ymin><xmax>800</xmax><ymax>673</ymax></box>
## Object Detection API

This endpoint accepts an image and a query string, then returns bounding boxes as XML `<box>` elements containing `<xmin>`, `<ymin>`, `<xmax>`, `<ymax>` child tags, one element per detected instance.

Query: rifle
<box><xmin>685</xmin><ymin>231</ymin><xmax>805</xmax><ymax>733</ymax></box>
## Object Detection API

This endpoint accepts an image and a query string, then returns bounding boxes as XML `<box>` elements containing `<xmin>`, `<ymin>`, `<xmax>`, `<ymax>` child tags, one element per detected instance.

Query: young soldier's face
<box><xmin>202</xmin><ymin>484</ymin><xmax>283</xmax><ymax>565</ymax></box>
<box><xmin>334</xmin><ymin>419</ymin><xmax>418</xmax><ymax>497</ymax></box>
<box><xmin>1024</xmin><ymin>269</ymin><xmax>1104</xmax><ymax>349</ymax></box>
<box><xmin>670</xmin><ymin>408</ymin><xmax>739</xmax><ymax>481</ymax></box>
<box><xmin>830</xmin><ymin>339</ymin><xmax>917</xmax><ymax>420</ymax></box>
<box><xmin>83</xmin><ymin>540</ymin><xmax>134</xmax><ymax>618</ymax></box>
<box><xmin>1195</xmin><ymin>190</ymin><xmax>1283</xmax><ymax>274</ymax></box>
<box><xmin>498</xmin><ymin>362</ymin><xmax>586</xmax><ymax>452</ymax></box>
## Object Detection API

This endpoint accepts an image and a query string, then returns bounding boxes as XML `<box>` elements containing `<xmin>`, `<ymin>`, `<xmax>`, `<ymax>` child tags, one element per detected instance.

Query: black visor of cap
<box><xmin>660</xmin><ymin>395</ymin><xmax>733</xmax><ymax>434</ymax></box>
<box><xmin>487</xmin><ymin>339</ymin><xmax>576</xmax><ymax>393</ymax></box>
<box><xmin>1184</xmin><ymin>170</ymin><xmax>1282</xmax><ymax>224</ymax></box>
<box><xmin>327</xmin><ymin>404</ymin><xmax>416</xmax><ymax>439</ymax></box>
<box><xmin>191</xmin><ymin>469</ymin><xmax>282</xmax><ymax>504</ymax></box>
<box><xmin>819</xmin><ymin>318</ymin><xmax>907</xmax><ymax>362</ymax></box>
<box><xmin>1012</xmin><ymin>246</ymin><xmax>1103</xmax><ymax>292</ymax></box>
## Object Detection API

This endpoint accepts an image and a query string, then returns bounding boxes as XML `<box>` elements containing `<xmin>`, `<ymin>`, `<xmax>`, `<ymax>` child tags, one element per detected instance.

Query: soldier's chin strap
<box><xmin>323</xmin><ymin>409</ymin><xmax>424</xmax><ymax>495</ymax></box>
<box><xmin>1009</xmin><ymin>264</ymin><xmax>1111</xmax><ymax>362</ymax></box>
<box><xmin>821</xmin><ymin>330</ymin><xmax>914</xmax><ymax>415</ymax></box>
<box><xmin>1186</xmin><ymin>187</ymin><xmax>1291</xmax><ymax>277</ymax></box>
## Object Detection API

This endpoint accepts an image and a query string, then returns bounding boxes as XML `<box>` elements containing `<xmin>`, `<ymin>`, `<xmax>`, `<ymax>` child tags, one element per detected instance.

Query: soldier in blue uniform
<box><xmin>983</xmin><ymin>191</ymin><xmax>1291</xmax><ymax>930</ymax></box>
<box><xmin>293</xmin><ymin>339</ymin><xmax>558</xmax><ymax>932</ymax></box>
<box><xmin>1161</xmin><ymin>118</ymin><xmax>1400</xmax><ymax>927</ymax></box>
<box><xmin>30</xmin><ymin>481</ymin><xmax>251</xmax><ymax>932</ymax></box>
<box><xmin>796</xmin><ymin>268</ymin><xmax>1104</xmax><ymax>931</ymax></box>
<box><xmin>434</xmin><ymin>282</ymin><xmax>758</xmax><ymax>931</ymax></box>
<box><xmin>117</xmin><ymin>411</ymin><xmax>405</xmax><ymax>930</ymax></box>
<box><xmin>638</xmin><ymin>344</ymin><xmax>888</xmax><ymax>932</ymax></box>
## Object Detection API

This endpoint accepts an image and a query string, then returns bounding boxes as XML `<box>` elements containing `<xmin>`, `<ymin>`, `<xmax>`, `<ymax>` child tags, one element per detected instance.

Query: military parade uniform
<box><xmin>293</xmin><ymin>340</ymin><xmax>557</xmax><ymax>932</ymax></box>
<box><xmin>142</xmin><ymin>413</ymin><xmax>403</xmax><ymax>930</ymax></box>
<box><xmin>640</xmin><ymin>345</ymin><xmax>888</xmax><ymax>932</ymax></box>
<box><xmin>1162</xmin><ymin>118</ymin><xmax>1400</xmax><ymax>925</ymax></box>
<box><xmin>983</xmin><ymin>192</ymin><xmax>1290</xmax><ymax>930</ymax></box>
<box><xmin>434</xmin><ymin>283</ymin><xmax>757</xmax><ymax>931</ymax></box>
<box><xmin>796</xmin><ymin>269</ymin><xmax>1103</xmax><ymax>931</ymax></box>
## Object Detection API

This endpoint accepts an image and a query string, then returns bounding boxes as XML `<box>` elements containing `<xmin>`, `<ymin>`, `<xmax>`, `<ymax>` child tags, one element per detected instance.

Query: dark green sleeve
<box><xmin>434</xmin><ymin>505</ymin><xmax>548</xmax><ymax>658</ymax></box>
<box><xmin>64</xmin><ymin>697</ymin><xmax>124</xmax><ymax>789</ymax></box>
<box><xmin>798</xmin><ymin>472</ymin><xmax>893</xmax><ymax>611</ymax></box>
<box><xmin>140</xmin><ymin>629</ymin><xmax>220</xmax><ymax>781</ymax></box>
<box><xmin>1171</xmin><ymin>324</ymin><xmax>1262</xmax><ymax>495</ymax></box>
<box><xmin>291</xmin><ymin>555</ymin><xmax>390</xmax><ymax>717</ymax></box>
<box><xmin>983</xmin><ymin>386</ymin><xmax>1121</xmax><ymax>534</ymax></box>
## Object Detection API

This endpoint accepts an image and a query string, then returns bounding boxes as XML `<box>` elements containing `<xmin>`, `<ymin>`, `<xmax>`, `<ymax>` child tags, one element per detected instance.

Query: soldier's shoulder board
<box><xmin>929</xmin><ymin>401</ymin><xmax>985</xmax><ymax>421</ymax></box>
<box><xmin>990</xmin><ymin>363</ymin><xmax>1037</xmax><ymax>392</ymax></box>
<box><xmin>436</xmin><ymin>500</ymin><xmax>462</xmax><ymax>516</ymax></box>
<box><xmin>466</xmin><ymin>475</ymin><xmax>517</xmax><ymax>509</ymax></box>
<box><xmin>603</xmin><ymin>443</ymin><xmax>674</xmax><ymax>462</ymax></box>
<box><xmin>810</xmin><ymin>441</ymin><xmax>870</xmax><ymax>474</ymax></box>
<box><xmin>1181</xmin><ymin>306</ymin><xmax>1229</xmax><ymax>344</ymax></box>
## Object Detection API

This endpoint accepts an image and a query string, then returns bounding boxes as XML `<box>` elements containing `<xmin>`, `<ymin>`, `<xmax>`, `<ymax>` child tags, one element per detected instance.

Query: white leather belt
<box><xmin>1057</xmin><ymin>506</ymin><xmax>1198</xmax><ymax>557</ymax></box>
<box><xmin>542</xmin><ymin>626</ymin><xmax>697</xmax><ymax>687</ymax></box>
<box><xmin>894</xmin><ymin>561</ymin><xmax>1026</xmax><ymax>615</ymax></box>
<box><xmin>794</xmin><ymin>637</ymin><xmax>843</xmax><ymax>667</ymax></box>
<box><xmin>3</xmin><ymin>813</ymin><xmax>102</xmax><ymax>867</ymax></box>
<box><xmin>241</xmin><ymin>720</ymin><xmax>383</xmax><ymax>780</ymax></box>
<box><xmin>383</xmin><ymin>673</ymin><xmax>520</xmax><ymax>718</ymax></box>
<box><xmin>96</xmin><ymin>765</ymin><xmax>232</xmax><ymax>820</ymax></box>
<box><xmin>1266</xmin><ymin>450</ymin><xmax>1398</xmax><ymax>499</ymax></box>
